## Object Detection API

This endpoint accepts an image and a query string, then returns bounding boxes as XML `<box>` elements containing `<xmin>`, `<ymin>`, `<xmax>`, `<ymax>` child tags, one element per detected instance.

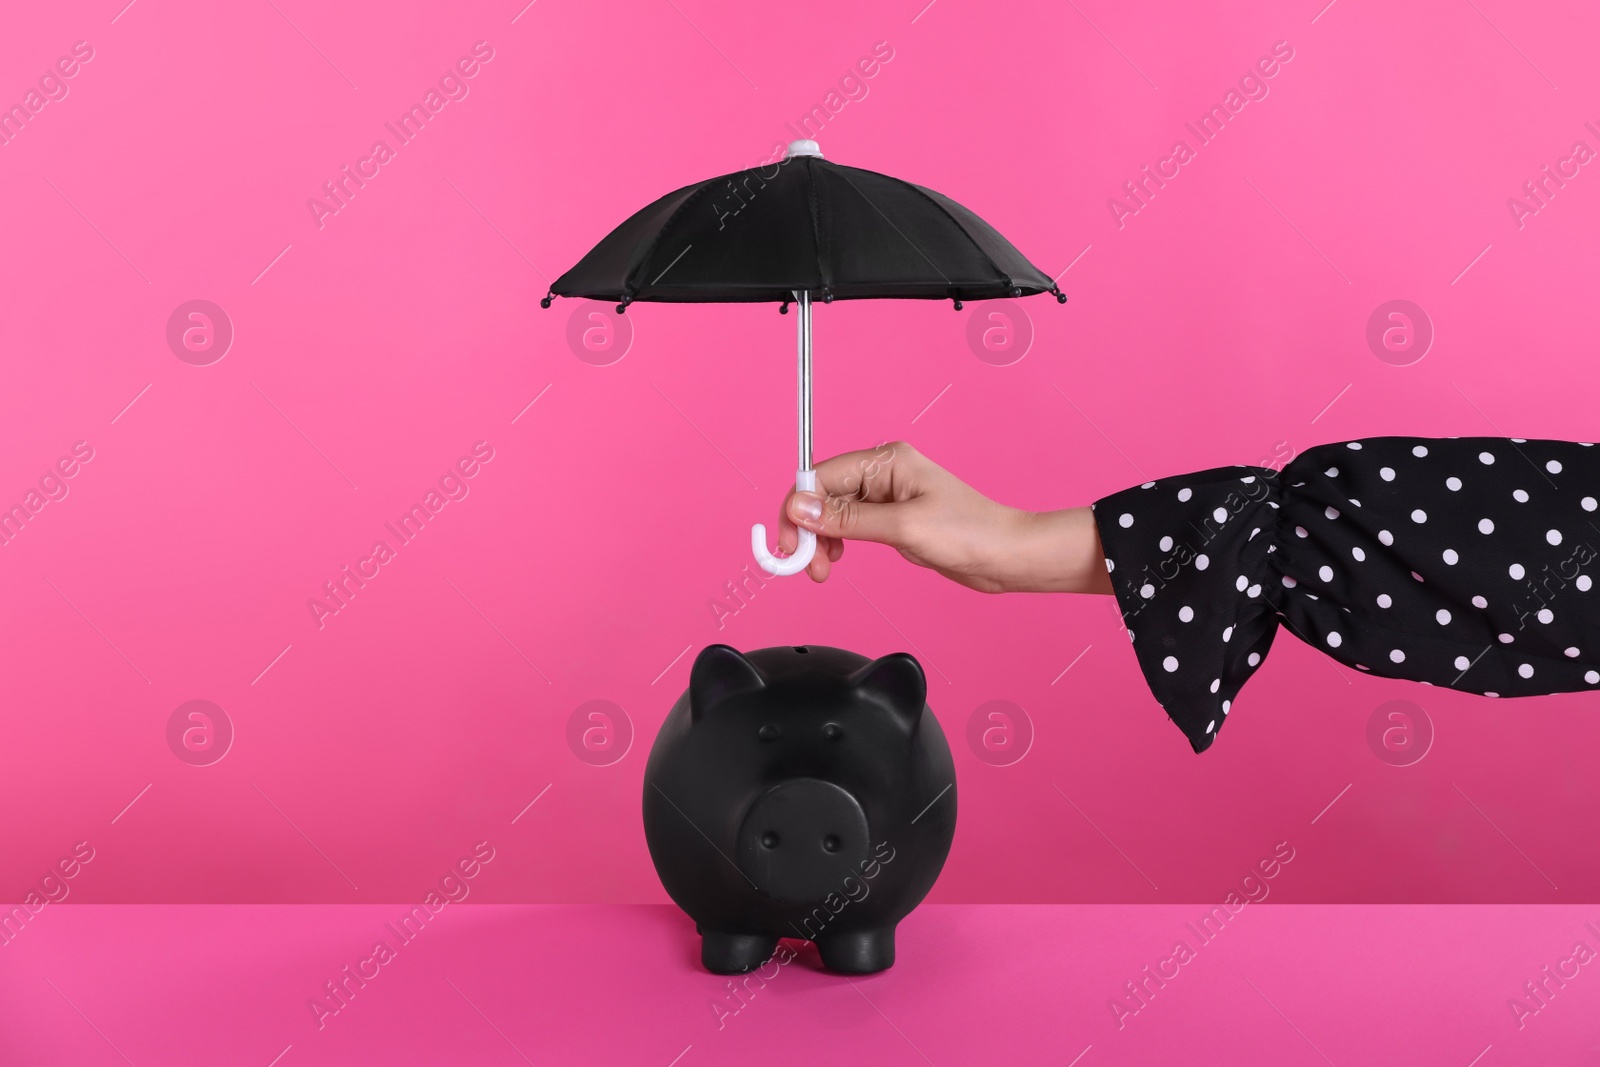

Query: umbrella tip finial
<box><xmin>785</xmin><ymin>139</ymin><xmax>823</xmax><ymax>160</ymax></box>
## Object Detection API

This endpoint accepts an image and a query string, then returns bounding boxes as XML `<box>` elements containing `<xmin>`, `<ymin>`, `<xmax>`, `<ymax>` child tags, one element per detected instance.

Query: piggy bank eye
<box><xmin>822</xmin><ymin>723</ymin><xmax>843</xmax><ymax>741</ymax></box>
<box><xmin>758</xmin><ymin>724</ymin><xmax>780</xmax><ymax>742</ymax></box>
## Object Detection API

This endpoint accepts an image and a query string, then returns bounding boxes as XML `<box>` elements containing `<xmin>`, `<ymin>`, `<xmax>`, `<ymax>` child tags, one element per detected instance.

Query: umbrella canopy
<box><xmin>543</xmin><ymin>141</ymin><xmax>1065</xmax><ymax>308</ymax></box>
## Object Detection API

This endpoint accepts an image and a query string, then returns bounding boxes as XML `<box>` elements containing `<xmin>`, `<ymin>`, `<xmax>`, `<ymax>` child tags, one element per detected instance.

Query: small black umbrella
<box><xmin>543</xmin><ymin>139</ymin><xmax>1066</xmax><ymax>575</ymax></box>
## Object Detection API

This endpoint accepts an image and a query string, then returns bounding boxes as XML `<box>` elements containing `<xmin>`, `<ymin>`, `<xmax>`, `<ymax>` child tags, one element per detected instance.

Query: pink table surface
<box><xmin>4</xmin><ymin>904</ymin><xmax>1598</xmax><ymax>1065</ymax></box>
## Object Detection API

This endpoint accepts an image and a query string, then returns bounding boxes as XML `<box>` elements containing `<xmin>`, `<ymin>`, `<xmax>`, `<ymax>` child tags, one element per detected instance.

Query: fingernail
<box><xmin>792</xmin><ymin>493</ymin><xmax>823</xmax><ymax>522</ymax></box>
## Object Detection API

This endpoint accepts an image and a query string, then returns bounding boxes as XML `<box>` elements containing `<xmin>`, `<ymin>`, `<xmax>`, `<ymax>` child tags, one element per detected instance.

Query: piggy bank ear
<box><xmin>689</xmin><ymin>644</ymin><xmax>766</xmax><ymax>722</ymax></box>
<box><xmin>850</xmin><ymin>652</ymin><xmax>926</xmax><ymax>735</ymax></box>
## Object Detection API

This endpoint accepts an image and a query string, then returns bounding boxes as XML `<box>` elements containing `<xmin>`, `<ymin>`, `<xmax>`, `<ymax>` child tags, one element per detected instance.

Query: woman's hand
<box><xmin>774</xmin><ymin>442</ymin><xmax>1113</xmax><ymax>594</ymax></box>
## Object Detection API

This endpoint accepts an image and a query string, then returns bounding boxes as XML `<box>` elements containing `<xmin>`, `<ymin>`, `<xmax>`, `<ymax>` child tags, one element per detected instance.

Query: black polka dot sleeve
<box><xmin>1092</xmin><ymin>437</ymin><xmax>1600</xmax><ymax>753</ymax></box>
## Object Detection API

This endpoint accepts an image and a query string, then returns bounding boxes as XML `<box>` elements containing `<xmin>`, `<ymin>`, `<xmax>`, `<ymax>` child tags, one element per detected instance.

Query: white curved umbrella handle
<box><xmin>752</xmin><ymin>469</ymin><xmax>818</xmax><ymax>576</ymax></box>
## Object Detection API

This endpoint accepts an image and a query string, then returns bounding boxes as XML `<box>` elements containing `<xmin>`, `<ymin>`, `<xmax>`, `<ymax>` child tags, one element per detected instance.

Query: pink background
<box><xmin>3</xmin><ymin>0</ymin><xmax>1599</xmax><ymax>909</ymax></box>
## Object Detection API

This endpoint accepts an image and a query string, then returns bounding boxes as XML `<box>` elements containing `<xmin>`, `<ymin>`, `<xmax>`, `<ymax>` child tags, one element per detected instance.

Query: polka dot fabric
<box><xmin>1093</xmin><ymin>437</ymin><xmax>1600</xmax><ymax>753</ymax></box>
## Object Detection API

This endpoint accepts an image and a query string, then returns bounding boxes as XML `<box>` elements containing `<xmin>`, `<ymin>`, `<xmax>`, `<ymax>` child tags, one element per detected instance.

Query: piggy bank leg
<box><xmin>816</xmin><ymin>926</ymin><xmax>895</xmax><ymax>974</ymax></box>
<box><xmin>701</xmin><ymin>930</ymin><xmax>778</xmax><ymax>974</ymax></box>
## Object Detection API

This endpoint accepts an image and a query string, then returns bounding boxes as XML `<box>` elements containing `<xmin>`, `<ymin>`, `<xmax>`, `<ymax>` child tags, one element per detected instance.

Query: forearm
<box><xmin>997</xmin><ymin>507</ymin><xmax>1114</xmax><ymax>594</ymax></box>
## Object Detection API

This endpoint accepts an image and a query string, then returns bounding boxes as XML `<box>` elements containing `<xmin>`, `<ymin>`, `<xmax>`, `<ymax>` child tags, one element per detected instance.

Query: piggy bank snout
<box><xmin>735</xmin><ymin>778</ymin><xmax>870</xmax><ymax>903</ymax></box>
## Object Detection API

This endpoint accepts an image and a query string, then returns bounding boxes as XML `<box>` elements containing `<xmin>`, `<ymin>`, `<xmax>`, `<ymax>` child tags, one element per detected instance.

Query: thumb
<box><xmin>788</xmin><ymin>491</ymin><xmax>902</xmax><ymax>545</ymax></box>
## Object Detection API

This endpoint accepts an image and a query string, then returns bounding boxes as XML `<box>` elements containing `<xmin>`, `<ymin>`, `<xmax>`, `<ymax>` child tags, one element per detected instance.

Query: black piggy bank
<box><xmin>642</xmin><ymin>643</ymin><xmax>957</xmax><ymax>975</ymax></box>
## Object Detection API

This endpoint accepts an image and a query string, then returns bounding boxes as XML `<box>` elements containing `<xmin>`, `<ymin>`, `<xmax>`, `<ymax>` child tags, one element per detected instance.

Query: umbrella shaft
<box><xmin>796</xmin><ymin>291</ymin><xmax>813</xmax><ymax>473</ymax></box>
